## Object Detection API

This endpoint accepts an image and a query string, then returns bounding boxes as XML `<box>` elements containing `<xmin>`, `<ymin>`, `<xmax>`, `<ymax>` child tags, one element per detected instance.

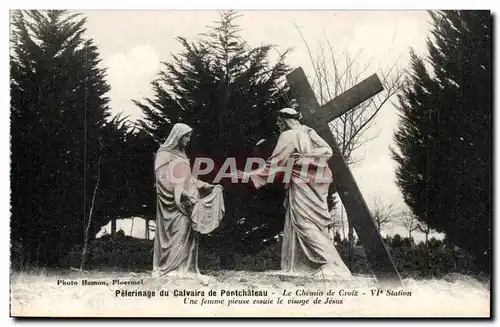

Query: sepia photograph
<box><xmin>8</xmin><ymin>8</ymin><xmax>492</xmax><ymax>318</ymax></box>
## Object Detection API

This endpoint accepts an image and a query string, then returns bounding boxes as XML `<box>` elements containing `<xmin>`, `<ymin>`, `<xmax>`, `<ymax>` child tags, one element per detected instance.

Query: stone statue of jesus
<box><xmin>237</xmin><ymin>108</ymin><xmax>352</xmax><ymax>278</ymax></box>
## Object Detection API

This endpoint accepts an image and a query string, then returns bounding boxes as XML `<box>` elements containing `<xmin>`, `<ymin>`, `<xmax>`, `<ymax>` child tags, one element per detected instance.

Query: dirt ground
<box><xmin>10</xmin><ymin>270</ymin><xmax>490</xmax><ymax>318</ymax></box>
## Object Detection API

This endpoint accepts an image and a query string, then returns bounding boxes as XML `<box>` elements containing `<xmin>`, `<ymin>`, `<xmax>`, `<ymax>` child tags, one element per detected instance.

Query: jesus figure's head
<box><xmin>277</xmin><ymin>108</ymin><xmax>302</xmax><ymax>132</ymax></box>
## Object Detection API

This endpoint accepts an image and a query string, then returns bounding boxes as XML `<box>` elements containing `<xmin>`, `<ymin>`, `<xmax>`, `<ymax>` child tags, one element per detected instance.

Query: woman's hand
<box><xmin>181</xmin><ymin>194</ymin><xmax>197</xmax><ymax>214</ymax></box>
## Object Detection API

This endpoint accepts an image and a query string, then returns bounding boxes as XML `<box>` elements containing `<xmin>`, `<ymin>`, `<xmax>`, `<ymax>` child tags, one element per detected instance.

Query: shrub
<box><xmin>55</xmin><ymin>233</ymin><xmax>477</xmax><ymax>279</ymax></box>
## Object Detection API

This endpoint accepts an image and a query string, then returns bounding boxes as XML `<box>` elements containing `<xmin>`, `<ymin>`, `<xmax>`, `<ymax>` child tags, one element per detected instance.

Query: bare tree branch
<box><xmin>399</xmin><ymin>210</ymin><xmax>419</xmax><ymax>240</ymax></box>
<box><xmin>370</xmin><ymin>195</ymin><xmax>395</xmax><ymax>232</ymax></box>
<box><xmin>416</xmin><ymin>220</ymin><xmax>431</xmax><ymax>243</ymax></box>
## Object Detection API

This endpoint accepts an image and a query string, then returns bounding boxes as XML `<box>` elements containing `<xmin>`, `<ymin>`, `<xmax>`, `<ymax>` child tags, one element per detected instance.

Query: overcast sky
<box><xmin>78</xmin><ymin>10</ymin><xmax>442</xmax><ymax>240</ymax></box>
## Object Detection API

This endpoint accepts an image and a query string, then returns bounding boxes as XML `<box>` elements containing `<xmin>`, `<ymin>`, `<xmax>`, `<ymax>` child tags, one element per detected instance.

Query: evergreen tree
<box><xmin>104</xmin><ymin>125</ymin><xmax>158</xmax><ymax>227</ymax></box>
<box><xmin>10</xmin><ymin>10</ymin><xmax>114</xmax><ymax>267</ymax></box>
<box><xmin>392</xmin><ymin>10</ymin><xmax>491</xmax><ymax>272</ymax></box>
<box><xmin>135</xmin><ymin>11</ymin><xmax>292</xmax><ymax>266</ymax></box>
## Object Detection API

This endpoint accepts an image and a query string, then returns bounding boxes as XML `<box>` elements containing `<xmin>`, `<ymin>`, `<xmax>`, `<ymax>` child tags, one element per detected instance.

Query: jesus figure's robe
<box><xmin>247</xmin><ymin>125</ymin><xmax>352</xmax><ymax>277</ymax></box>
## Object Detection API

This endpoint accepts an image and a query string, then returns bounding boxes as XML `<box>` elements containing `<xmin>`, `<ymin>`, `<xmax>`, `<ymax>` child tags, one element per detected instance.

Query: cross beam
<box><xmin>286</xmin><ymin>67</ymin><xmax>401</xmax><ymax>284</ymax></box>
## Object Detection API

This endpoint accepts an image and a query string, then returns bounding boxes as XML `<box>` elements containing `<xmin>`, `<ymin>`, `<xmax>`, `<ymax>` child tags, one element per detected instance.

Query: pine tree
<box><xmin>135</xmin><ymin>11</ymin><xmax>292</xmax><ymax>266</ymax></box>
<box><xmin>392</xmin><ymin>10</ymin><xmax>491</xmax><ymax>272</ymax></box>
<box><xmin>10</xmin><ymin>10</ymin><xmax>113</xmax><ymax>267</ymax></box>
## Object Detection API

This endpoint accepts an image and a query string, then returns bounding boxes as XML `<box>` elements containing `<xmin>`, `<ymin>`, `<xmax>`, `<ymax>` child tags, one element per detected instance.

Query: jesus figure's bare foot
<box><xmin>312</xmin><ymin>264</ymin><xmax>348</xmax><ymax>279</ymax></box>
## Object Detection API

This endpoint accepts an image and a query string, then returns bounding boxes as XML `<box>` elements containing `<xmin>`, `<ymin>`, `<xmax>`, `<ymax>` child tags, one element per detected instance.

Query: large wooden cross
<box><xmin>286</xmin><ymin>67</ymin><xmax>401</xmax><ymax>285</ymax></box>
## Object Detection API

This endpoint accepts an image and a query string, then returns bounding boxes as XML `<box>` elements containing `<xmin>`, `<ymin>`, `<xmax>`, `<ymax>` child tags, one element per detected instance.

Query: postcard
<box><xmin>9</xmin><ymin>9</ymin><xmax>491</xmax><ymax>318</ymax></box>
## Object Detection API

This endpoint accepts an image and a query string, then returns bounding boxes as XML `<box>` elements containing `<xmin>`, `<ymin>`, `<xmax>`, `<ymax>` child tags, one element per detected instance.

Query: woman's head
<box><xmin>159</xmin><ymin>123</ymin><xmax>193</xmax><ymax>153</ymax></box>
<box><xmin>179</xmin><ymin>131</ymin><xmax>192</xmax><ymax>149</ymax></box>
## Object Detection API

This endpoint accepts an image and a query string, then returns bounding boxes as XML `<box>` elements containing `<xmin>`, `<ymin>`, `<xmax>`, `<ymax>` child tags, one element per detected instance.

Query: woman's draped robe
<box><xmin>247</xmin><ymin>125</ymin><xmax>352</xmax><ymax>277</ymax></box>
<box><xmin>152</xmin><ymin>150</ymin><xmax>215</xmax><ymax>277</ymax></box>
